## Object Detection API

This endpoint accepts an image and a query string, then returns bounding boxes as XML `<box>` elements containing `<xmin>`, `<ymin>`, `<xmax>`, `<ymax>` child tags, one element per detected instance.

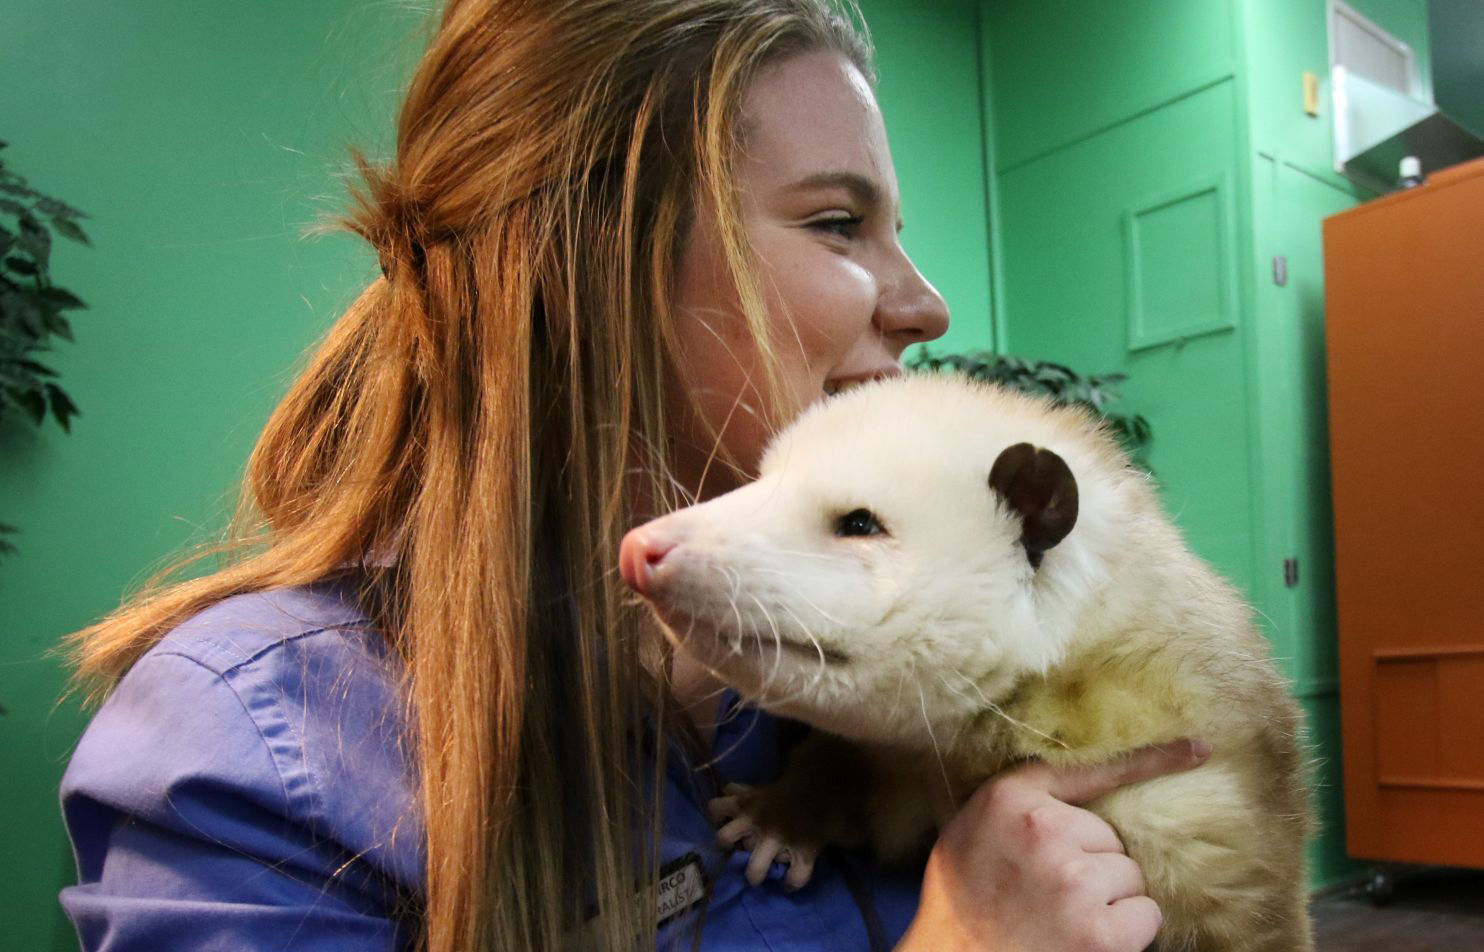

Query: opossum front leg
<box><xmin>708</xmin><ymin>731</ymin><xmax>943</xmax><ymax>888</ymax></box>
<box><xmin>709</xmin><ymin>730</ymin><xmax>869</xmax><ymax>888</ymax></box>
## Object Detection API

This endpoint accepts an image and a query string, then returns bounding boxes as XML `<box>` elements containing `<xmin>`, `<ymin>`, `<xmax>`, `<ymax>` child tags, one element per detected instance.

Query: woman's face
<box><xmin>668</xmin><ymin>50</ymin><xmax>950</xmax><ymax>499</ymax></box>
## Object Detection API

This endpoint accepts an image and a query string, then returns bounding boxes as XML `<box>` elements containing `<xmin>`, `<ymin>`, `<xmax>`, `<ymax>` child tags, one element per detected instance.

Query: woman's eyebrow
<box><xmin>783</xmin><ymin>170</ymin><xmax>883</xmax><ymax>207</ymax></box>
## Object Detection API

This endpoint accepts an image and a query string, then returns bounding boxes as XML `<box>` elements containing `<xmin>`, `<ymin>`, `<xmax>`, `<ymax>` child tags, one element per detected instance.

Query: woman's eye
<box><xmin>835</xmin><ymin>508</ymin><xmax>886</xmax><ymax>538</ymax></box>
<box><xmin>808</xmin><ymin>215</ymin><xmax>863</xmax><ymax>239</ymax></box>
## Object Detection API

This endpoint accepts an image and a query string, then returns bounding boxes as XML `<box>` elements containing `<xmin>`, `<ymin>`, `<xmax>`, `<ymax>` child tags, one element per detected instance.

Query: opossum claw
<box><xmin>746</xmin><ymin>834</ymin><xmax>783</xmax><ymax>885</ymax></box>
<box><xmin>708</xmin><ymin>795</ymin><xmax>741</xmax><ymax>823</ymax></box>
<box><xmin>713</xmin><ymin>791</ymin><xmax>821</xmax><ymax>890</ymax></box>
<box><xmin>716</xmin><ymin>814</ymin><xmax>755</xmax><ymax>848</ymax></box>
<box><xmin>782</xmin><ymin>847</ymin><xmax>816</xmax><ymax>890</ymax></box>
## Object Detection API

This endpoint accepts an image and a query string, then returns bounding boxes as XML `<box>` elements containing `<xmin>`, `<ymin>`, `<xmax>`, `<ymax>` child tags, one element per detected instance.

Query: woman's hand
<box><xmin>896</xmin><ymin>739</ymin><xmax>1211</xmax><ymax>952</ymax></box>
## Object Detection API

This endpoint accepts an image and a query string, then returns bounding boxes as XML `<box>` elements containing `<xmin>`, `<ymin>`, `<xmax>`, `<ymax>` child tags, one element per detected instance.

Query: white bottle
<box><xmin>1399</xmin><ymin>155</ymin><xmax>1424</xmax><ymax>189</ymax></box>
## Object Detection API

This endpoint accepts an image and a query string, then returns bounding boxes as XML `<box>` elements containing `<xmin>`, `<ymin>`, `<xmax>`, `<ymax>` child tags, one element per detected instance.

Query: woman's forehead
<box><xmin>737</xmin><ymin>50</ymin><xmax>896</xmax><ymax>204</ymax></box>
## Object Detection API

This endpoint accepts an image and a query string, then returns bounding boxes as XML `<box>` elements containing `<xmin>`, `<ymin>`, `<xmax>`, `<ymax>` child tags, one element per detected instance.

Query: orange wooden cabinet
<box><xmin>1324</xmin><ymin>156</ymin><xmax>1484</xmax><ymax>868</ymax></box>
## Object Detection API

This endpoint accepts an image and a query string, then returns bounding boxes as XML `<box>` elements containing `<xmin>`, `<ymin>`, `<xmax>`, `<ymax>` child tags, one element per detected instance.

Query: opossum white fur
<box><xmin>629</xmin><ymin>374</ymin><xmax>1314</xmax><ymax>952</ymax></box>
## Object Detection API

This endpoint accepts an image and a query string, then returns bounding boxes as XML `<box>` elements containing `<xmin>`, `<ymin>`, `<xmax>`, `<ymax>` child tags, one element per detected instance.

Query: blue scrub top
<box><xmin>59</xmin><ymin>581</ymin><xmax>922</xmax><ymax>950</ymax></box>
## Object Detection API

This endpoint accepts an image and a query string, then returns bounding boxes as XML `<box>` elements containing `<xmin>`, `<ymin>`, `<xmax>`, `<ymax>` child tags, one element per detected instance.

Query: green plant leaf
<box><xmin>15</xmin><ymin>385</ymin><xmax>45</xmax><ymax>424</ymax></box>
<box><xmin>0</xmin><ymin>148</ymin><xmax>95</xmax><ymax>438</ymax></box>
<box><xmin>17</xmin><ymin>357</ymin><xmax>59</xmax><ymax>378</ymax></box>
<box><xmin>8</xmin><ymin>294</ymin><xmax>46</xmax><ymax>337</ymax></box>
<box><xmin>38</xmin><ymin>286</ymin><xmax>85</xmax><ymax>310</ymax></box>
<box><xmin>36</xmin><ymin>197</ymin><xmax>87</xmax><ymax>220</ymax></box>
<box><xmin>49</xmin><ymin>217</ymin><xmax>91</xmax><ymax>246</ymax></box>
<box><xmin>41</xmin><ymin>311</ymin><xmax>75</xmax><ymax>342</ymax></box>
<box><xmin>908</xmin><ymin>347</ymin><xmax>1153</xmax><ymax>459</ymax></box>
<box><xmin>45</xmin><ymin>383</ymin><xmax>78</xmax><ymax>431</ymax></box>
<box><xmin>16</xmin><ymin>217</ymin><xmax>50</xmax><ymax>268</ymax></box>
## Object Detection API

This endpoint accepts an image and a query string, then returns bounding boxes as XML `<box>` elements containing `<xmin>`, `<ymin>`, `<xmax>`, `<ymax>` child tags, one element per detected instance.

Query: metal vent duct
<box><xmin>1332</xmin><ymin>66</ymin><xmax>1484</xmax><ymax>195</ymax></box>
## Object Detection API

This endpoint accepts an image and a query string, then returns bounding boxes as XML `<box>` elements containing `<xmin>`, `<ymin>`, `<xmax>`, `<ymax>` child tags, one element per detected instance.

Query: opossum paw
<box><xmin>709</xmin><ymin>784</ymin><xmax>818</xmax><ymax>890</ymax></box>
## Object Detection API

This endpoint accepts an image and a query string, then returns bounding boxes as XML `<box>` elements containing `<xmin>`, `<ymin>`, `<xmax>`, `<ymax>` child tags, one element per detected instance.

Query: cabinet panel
<box><xmin>1324</xmin><ymin>157</ymin><xmax>1484</xmax><ymax>867</ymax></box>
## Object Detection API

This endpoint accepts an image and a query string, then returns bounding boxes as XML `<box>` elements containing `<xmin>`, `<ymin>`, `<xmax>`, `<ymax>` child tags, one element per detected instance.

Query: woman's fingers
<box><xmin>902</xmin><ymin>742</ymin><xmax>1204</xmax><ymax>952</ymax></box>
<box><xmin>960</xmin><ymin>739</ymin><xmax>1210</xmax><ymax>855</ymax></box>
<box><xmin>1023</xmin><ymin>738</ymin><xmax>1212</xmax><ymax>806</ymax></box>
<box><xmin>1103</xmin><ymin>895</ymin><xmax>1164</xmax><ymax>950</ymax></box>
<box><xmin>1005</xmin><ymin>795</ymin><xmax>1126</xmax><ymax>856</ymax></box>
<box><xmin>1088</xmin><ymin>852</ymin><xmax>1147</xmax><ymax>904</ymax></box>
<box><xmin>1060</xmin><ymin>802</ymin><xmax>1128</xmax><ymax>855</ymax></box>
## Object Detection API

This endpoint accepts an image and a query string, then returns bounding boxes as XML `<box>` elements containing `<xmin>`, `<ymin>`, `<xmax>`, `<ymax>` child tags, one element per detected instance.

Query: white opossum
<box><xmin>620</xmin><ymin>374</ymin><xmax>1314</xmax><ymax>952</ymax></box>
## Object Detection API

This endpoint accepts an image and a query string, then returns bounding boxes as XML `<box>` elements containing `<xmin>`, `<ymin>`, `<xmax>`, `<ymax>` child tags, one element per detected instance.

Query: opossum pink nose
<box><xmin>619</xmin><ymin>527</ymin><xmax>679</xmax><ymax>597</ymax></box>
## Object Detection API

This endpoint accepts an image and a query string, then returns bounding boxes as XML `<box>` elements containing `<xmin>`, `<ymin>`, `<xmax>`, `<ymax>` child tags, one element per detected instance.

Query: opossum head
<box><xmin>621</xmin><ymin>374</ymin><xmax>1125</xmax><ymax>747</ymax></box>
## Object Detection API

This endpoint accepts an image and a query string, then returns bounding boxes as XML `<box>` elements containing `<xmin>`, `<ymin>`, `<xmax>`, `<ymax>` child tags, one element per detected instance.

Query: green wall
<box><xmin>0</xmin><ymin>4</ymin><xmax>423</xmax><ymax>947</ymax></box>
<box><xmin>0</xmin><ymin>2</ymin><xmax>991</xmax><ymax>947</ymax></box>
<box><xmin>981</xmin><ymin>0</ymin><xmax>1436</xmax><ymax>889</ymax></box>
<box><xmin>1431</xmin><ymin>0</ymin><xmax>1484</xmax><ymax>136</ymax></box>
<box><xmin>863</xmin><ymin>0</ymin><xmax>995</xmax><ymax>355</ymax></box>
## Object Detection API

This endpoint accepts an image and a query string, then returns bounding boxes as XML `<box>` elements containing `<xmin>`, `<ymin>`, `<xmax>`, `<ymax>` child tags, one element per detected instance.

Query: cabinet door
<box><xmin>1325</xmin><ymin>159</ymin><xmax>1484</xmax><ymax>868</ymax></box>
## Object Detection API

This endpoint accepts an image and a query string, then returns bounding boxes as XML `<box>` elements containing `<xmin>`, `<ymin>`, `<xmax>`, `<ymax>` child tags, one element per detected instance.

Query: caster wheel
<box><xmin>1366</xmin><ymin>866</ymin><xmax>1395</xmax><ymax>907</ymax></box>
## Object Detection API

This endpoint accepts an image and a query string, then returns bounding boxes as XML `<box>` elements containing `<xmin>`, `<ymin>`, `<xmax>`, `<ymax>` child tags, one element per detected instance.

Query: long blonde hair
<box><xmin>66</xmin><ymin>1</ymin><xmax>871</xmax><ymax>950</ymax></box>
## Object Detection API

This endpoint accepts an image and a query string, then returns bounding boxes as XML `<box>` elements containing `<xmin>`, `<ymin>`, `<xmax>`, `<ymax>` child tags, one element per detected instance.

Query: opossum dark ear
<box><xmin>988</xmin><ymin>442</ymin><xmax>1079</xmax><ymax>569</ymax></box>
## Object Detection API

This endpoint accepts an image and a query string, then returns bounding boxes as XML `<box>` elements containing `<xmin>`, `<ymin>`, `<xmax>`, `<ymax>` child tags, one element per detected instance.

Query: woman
<box><xmin>60</xmin><ymin>1</ymin><xmax>1206</xmax><ymax>950</ymax></box>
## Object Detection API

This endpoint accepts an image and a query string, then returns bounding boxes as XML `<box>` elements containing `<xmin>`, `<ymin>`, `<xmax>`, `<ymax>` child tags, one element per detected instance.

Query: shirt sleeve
<box><xmin>60</xmin><ymin>649</ymin><xmax>415</xmax><ymax>952</ymax></box>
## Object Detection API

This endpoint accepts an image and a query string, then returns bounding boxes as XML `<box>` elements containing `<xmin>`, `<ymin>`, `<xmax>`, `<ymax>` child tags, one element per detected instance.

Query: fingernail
<box><xmin>1190</xmin><ymin>738</ymin><xmax>1212</xmax><ymax>760</ymax></box>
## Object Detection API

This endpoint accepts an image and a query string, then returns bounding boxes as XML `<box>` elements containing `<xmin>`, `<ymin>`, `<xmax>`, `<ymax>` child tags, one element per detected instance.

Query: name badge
<box><xmin>656</xmin><ymin>851</ymin><xmax>707</xmax><ymax>926</ymax></box>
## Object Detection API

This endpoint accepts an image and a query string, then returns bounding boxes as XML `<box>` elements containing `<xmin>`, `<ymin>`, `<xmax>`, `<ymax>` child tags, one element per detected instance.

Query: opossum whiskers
<box><xmin>745</xmin><ymin>566</ymin><xmax>846</xmax><ymax>627</ymax></box>
<box><xmin>891</xmin><ymin>661</ymin><xmax>912</xmax><ymax>713</ymax></box>
<box><xmin>912</xmin><ymin>660</ymin><xmax>954</xmax><ymax>795</ymax></box>
<box><xmin>774</xmin><ymin>598</ymin><xmax>832</xmax><ymax>684</ymax></box>
<box><xmin>749</xmin><ymin>592</ymin><xmax>821</xmax><ymax>707</ymax></box>
<box><xmin>747</xmin><ymin>590</ymin><xmax>789</xmax><ymax>697</ymax></box>
<box><xmin>926</xmin><ymin>661</ymin><xmax>1069</xmax><ymax>752</ymax></box>
<box><xmin>937</xmin><ymin>664</ymin><xmax>993</xmax><ymax>709</ymax></box>
<box><xmin>980</xmin><ymin>693</ymin><xmax>1070</xmax><ymax>753</ymax></box>
<box><xmin>928</xmin><ymin>668</ymin><xmax>988</xmax><ymax>751</ymax></box>
<box><xmin>649</xmin><ymin>609</ymin><xmax>762</xmax><ymax>768</ymax></box>
<box><xmin>746</xmin><ymin>591</ymin><xmax>835</xmax><ymax>710</ymax></box>
<box><xmin>719</xmin><ymin>565</ymin><xmax>747</xmax><ymax>656</ymax></box>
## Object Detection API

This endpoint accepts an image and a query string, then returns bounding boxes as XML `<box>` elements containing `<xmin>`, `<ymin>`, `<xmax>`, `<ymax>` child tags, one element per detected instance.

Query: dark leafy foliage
<box><xmin>2</xmin><ymin>139</ymin><xmax>93</xmax><ymax>560</ymax></box>
<box><xmin>906</xmin><ymin>348</ymin><xmax>1153</xmax><ymax>457</ymax></box>
<box><xmin>1</xmin><ymin>139</ymin><xmax>91</xmax><ymax>433</ymax></box>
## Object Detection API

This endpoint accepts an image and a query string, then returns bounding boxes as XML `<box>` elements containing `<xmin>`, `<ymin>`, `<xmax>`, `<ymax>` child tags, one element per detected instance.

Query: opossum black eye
<box><xmin>835</xmin><ymin>508</ymin><xmax>886</xmax><ymax>538</ymax></box>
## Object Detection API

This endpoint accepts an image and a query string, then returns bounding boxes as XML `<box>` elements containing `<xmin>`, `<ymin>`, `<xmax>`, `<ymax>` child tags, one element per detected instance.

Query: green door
<box><xmin>996</xmin><ymin>79</ymin><xmax>1258</xmax><ymax>596</ymax></box>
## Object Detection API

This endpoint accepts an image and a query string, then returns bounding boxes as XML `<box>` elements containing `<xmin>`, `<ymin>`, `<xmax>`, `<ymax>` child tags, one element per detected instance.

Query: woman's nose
<box><xmin>875</xmin><ymin>254</ymin><xmax>950</xmax><ymax>347</ymax></box>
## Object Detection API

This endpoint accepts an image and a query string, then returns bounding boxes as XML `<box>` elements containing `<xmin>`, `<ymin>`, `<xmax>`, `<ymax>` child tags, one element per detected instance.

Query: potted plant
<box><xmin>0</xmin><ymin>138</ymin><xmax>93</xmax><ymax>556</ymax></box>
<box><xmin>907</xmin><ymin>348</ymin><xmax>1152</xmax><ymax>458</ymax></box>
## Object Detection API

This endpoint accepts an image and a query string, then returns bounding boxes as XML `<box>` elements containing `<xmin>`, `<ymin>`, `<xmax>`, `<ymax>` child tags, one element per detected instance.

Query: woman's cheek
<box><xmin>804</xmin><ymin>261</ymin><xmax>878</xmax><ymax>356</ymax></box>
